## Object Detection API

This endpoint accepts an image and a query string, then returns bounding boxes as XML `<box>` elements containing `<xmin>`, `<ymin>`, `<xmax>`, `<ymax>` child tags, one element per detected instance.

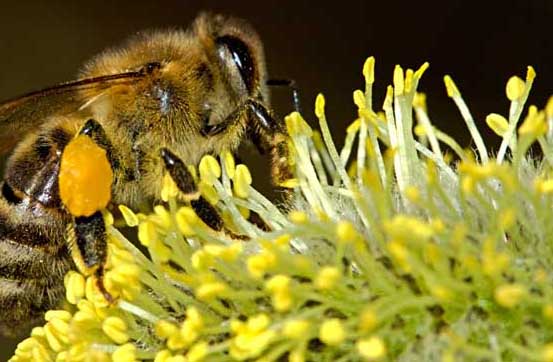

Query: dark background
<box><xmin>1</xmin><ymin>0</ymin><xmax>553</xmax><ymax>359</ymax></box>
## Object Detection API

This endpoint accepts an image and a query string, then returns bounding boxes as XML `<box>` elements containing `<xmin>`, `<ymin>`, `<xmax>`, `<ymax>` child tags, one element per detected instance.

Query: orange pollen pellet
<box><xmin>59</xmin><ymin>135</ymin><xmax>113</xmax><ymax>217</ymax></box>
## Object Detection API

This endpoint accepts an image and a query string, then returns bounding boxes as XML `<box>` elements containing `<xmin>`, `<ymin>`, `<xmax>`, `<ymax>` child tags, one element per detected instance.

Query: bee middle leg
<box><xmin>160</xmin><ymin>148</ymin><xmax>225</xmax><ymax>233</ymax></box>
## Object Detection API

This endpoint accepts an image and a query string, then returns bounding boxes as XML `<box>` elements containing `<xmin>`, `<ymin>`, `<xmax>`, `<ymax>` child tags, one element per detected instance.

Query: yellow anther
<box><xmin>265</xmin><ymin>275</ymin><xmax>293</xmax><ymax>311</ymax></box>
<box><xmin>222</xmin><ymin>243</ymin><xmax>243</xmax><ymax>262</ymax></box>
<box><xmin>282</xmin><ymin>319</ymin><xmax>310</xmax><ymax>339</ymax></box>
<box><xmin>336</xmin><ymin>220</ymin><xmax>359</xmax><ymax>244</ymax></box>
<box><xmin>153</xmin><ymin>204</ymin><xmax>172</xmax><ymax>229</ymax></box>
<box><xmin>526</xmin><ymin>65</ymin><xmax>536</xmax><ymax>82</ymax></box>
<box><xmin>404</xmin><ymin>68</ymin><xmax>414</xmax><ymax>93</ymax></box>
<box><xmin>443</xmin><ymin>75</ymin><xmax>460</xmax><ymax>98</ymax></box>
<box><xmin>45</xmin><ymin>310</ymin><xmax>71</xmax><ymax>323</ymax></box>
<box><xmin>31</xmin><ymin>342</ymin><xmax>51</xmax><ymax>362</ymax></box>
<box><xmin>353</xmin><ymin>90</ymin><xmax>366</xmax><ymax>109</ymax></box>
<box><xmin>413</xmin><ymin>92</ymin><xmax>427</xmax><ymax>110</ymax></box>
<box><xmin>49</xmin><ymin>318</ymin><xmax>69</xmax><ymax>340</ymax></box>
<box><xmin>315</xmin><ymin>94</ymin><xmax>326</xmax><ymax>119</ymax></box>
<box><xmin>185</xmin><ymin>307</ymin><xmax>204</xmax><ymax>330</ymax></box>
<box><xmin>85</xmin><ymin>276</ymin><xmax>109</xmax><ymax>307</ymax></box>
<box><xmin>383</xmin><ymin>215</ymin><xmax>434</xmax><ymax>242</ymax></box>
<box><xmin>384</xmin><ymin>85</ymin><xmax>394</xmax><ymax>107</ymax></box>
<box><xmin>191</xmin><ymin>250</ymin><xmax>212</xmax><ymax>270</ymax></box>
<box><xmin>486</xmin><ymin>113</ymin><xmax>509</xmax><ymax>136</ymax></box>
<box><xmin>161</xmin><ymin>173</ymin><xmax>179</xmax><ymax>202</ymax></box>
<box><xmin>319</xmin><ymin>318</ymin><xmax>346</xmax><ymax>346</ymax></box>
<box><xmin>67</xmin><ymin>342</ymin><xmax>88</xmax><ymax>361</ymax></box>
<box><xmin>534</xmin><ymin>268</ymin><xmax>548</xmax><ymax>284</ymax></box>
<box><xmin>499</xmin><ymin>208</ymin><xmax>516</xmax><ymax>230</ymax></box>
<box><xmin>414</xmin><ymin>62</ymin><xmax>430</xmax><ymax>80</ymax></box>
<box><xmin>59</xmin><ymin>135</ymin><xmax>113</xmax><ymax>217</ymax></box>
<box><xmin>103</xmin><ymin>317</ymin><xmax>129</xmax><ymax>344</ymax></box>
<box><xmin>221</xmin><ymin>150</ymin><xmax>236</xmax><ymax>179</ymax></box>
<box><xmin>196</xmin><ymin>281</ymin><xmax>227</xmax><ymax>300</ymax></box>
<box><xmin>187</xmin><ymin>342</ymin><xmax>208</xmax><ymax>362</ymax></box>
<box><xmin>357</xmin><ymin>336</ymin><xmax>387</xmax><ymax>360</ymax></box>
<box><xmin>266</xmin><ymin>274</ymin><xmax>291</xmax><ymax>293</ymax></box>
<box><xmin>199</xmin><ymin>155</ymin><xmax>221</xmax><ymax>185</ymax></box>
<box><xmin>505</xmin><ymin>76</ymin><xmax>525</xmax><ymax>101</ymax></box>
<box><xmin>153</xmin><ymin>350</ymin><xmax>172</xmax><ymax>362</ymax></box>
<box><xmin>119</xmin><ymin>205</ymin><xmax>139</xmax><ymax>227</ymax></box>
<box><xmin>387</xmin><ymin>240</ymin><xmax>410</xmax><ymax>272</ymax></box>
<box><xmin>103</xmin><ymin>209</ymin><xmax>114</xmax><ymax>226</ymax></box>
<box><xmin>347</xmin><ymin>119</ymin><xmax>361</xmax><ymax>134</ymax></box>
<box><xmin>272</xmin><ymin>291</ymin><xmax>293</xmax><ymax>312</ymax></box>
<box><xmin>155</xmin><ymin>320</ymin><xmax>179</xmax><ymax>339</ymax></box>
<box><xmin>286</xmin><ymin>111</ymin><xmax>312</xmax><ymax>136</ymax></box>
<box><xmin>413</xmin><ymin>124</ymin><xmax>426</xmax><ymax>137</ymax></box>
<box><xmin>112</xmin><ymin>343</ymin><xmax>136</xmax><ymax>362</ymax></box>
<box><xmin>196</xmin><ymin>181</ymin><xmax>219</xmax><ymax>205</ymax></box>
<box><xmin>404</xmin><ymin>185</ymin><xmax>420</xmax><ymax>203</ymax></box>
<box><xmin>289</xmin><ymin>210</ymin><xmax>308</xmax><ymax>224</ymax></box>
<box><xmin>537</xmin><ymin>178</ymin><xmax>553</xmax><ymax>194</ymax></box>
<box><xmin>175</xmin><ymin>206</ymin><xmax>199</xmax><ymax>236</ymax></box>
<box><xmin>233</xmin><ymin>164</ymin><xmax>252</xmax><ymax>198</ymax></box>
<box><xmin>279</xmin><ymin>178</ymin><xmax>299</xmax><ymax>188</ymax></box>
<box><xmin>31</xmin><ymin>326</ymin><xmax>46</xmax><ymax>338</ymax></box>
<box><xmin>431</xmin><ymin>285</ymin><xmax>452</xmax><ymax>302</ymax></box>
<box><xmin>314</xmin><ymin>266</ymin><xmax>341</xmax><ymax>290</ymax></box>
<box><xmin>363</xmin><ymin>56</ymin><xmax>375</xmax><ymax>85</ymax></box>
<box><xmin>358</xmin><ymin>108</ymin><xmax>377</xmax><ymax>126</ymax></box>
<box><xmin>44</xmin><ymin>322</ymin><xmax>64</xmax><ymax>352</ymax></box>
<box><xmin>229</xmin><ymin>315</ymin><xmax>276</xmax><ymax>360</ymax></box>
<box><xmin>546</xmin><ymin>96</ymin><xmax>553</xmax><ymax>119</ymax></box>
<box><xmin>393</xmin><ymin>65</ymin><xmax>404</xmax><ymax>96</ymax></box>
<box><xmin>519</xmin><ymin>106</ymin><xmax>547</xmax><ymax>137</ymax></box>
<box><xmin>138</xmin><ymin>221</ymin><xmax>157</xmax><ymax>247</ymax></box>
<box><xmin>359</xmin><ymin>308</ymin><xmax>378</xmax><ymax>332</ymax></box>
<box><xmin>542</xmin><ymin>343</ymin><xmax>553</xmax><ymax>362</ymax></box>
<box><xmin>494</xmin><ymin>284</ymin><xmax>526</xmax><ymax>308</ymax></box>
<box><xmin>247</xmin><ymin>252</ymin><xmax>276</xmax><ymax>279</ymax></box>
<box><xmin>249</xmin><ymin>314</ymin><xmax>271</xmax><ymax>332</ymax></box>
<box><xmin>543</xmin><ymin>305</ymin><xmax>553</xmax><ymax>320</ymax></box>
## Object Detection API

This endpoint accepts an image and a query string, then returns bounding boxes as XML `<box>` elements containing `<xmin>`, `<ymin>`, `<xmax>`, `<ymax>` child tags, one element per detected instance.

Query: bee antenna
<box><xmin>266</xmin><ymin>78</ymin><xmax>301</xmax><ymax>114</ymax></box>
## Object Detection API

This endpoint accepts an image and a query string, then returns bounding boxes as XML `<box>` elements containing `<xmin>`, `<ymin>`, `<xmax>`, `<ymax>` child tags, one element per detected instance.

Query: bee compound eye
<box><xmin>216</xmin><ymin>35</ymin><xmax>255</xmax><ymax>93</ymax></box>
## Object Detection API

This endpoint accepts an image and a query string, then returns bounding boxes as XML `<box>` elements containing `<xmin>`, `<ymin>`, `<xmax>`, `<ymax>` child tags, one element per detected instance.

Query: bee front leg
<box><xmin>246</xmin><ymin>100</ymin><xmax>293</xmax><ymax>186</ymax></box>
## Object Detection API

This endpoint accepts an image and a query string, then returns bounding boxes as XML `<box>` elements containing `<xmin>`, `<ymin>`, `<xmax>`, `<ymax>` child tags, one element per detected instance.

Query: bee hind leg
<box><xmin>61</xmin><ymin>119</ymin><xmax>116</xmax><ymax>303</ymax></box>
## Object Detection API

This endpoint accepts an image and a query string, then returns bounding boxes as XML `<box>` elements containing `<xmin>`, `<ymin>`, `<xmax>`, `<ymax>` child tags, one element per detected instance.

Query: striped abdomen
<box><xmin>0</xmin><ymin>127</ymin><xmax>73</xmax><ymax>335</ymax></box>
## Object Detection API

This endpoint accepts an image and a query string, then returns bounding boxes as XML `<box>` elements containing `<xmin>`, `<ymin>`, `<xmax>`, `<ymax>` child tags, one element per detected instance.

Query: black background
<box><xmin>1</xmin><ymin>0</ymin><xmax>553</xmax><ymax>358</ymax></box>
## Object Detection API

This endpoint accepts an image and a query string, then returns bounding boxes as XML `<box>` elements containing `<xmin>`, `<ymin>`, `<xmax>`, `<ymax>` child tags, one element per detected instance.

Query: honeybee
<box><xmin>0</xmin><ymin>13</ymin><xmax>295</xmax><ymax>335</ymax></box>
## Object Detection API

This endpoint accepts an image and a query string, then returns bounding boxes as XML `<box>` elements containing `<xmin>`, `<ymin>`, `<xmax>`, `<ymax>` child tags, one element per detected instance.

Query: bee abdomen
<box><xmin>0</xmin><ymin>196</ymin><xmax>71</xmax><ymax>335</ymax></box>
<box><xmin>0</xmin><ymin>278</ymin><xmax>65</xmax><ymax>335</ymax></box>
<box><xmin>0</xmin><ymin>127</ymin><xmax>74</xmax><ymax>335</ymax></box>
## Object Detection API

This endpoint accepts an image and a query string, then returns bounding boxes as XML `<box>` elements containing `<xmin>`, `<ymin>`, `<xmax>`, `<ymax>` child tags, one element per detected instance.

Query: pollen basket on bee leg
<box><xmin>59</xmin><ymin>135</ymin><xmax>113</xmax><ymax>217</ymax></box>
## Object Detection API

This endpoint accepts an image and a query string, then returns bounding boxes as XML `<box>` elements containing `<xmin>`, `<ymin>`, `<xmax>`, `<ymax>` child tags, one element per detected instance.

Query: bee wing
<box><xmin>0</xmin><ymin>72</ymin><xmax>146</xmax><ymax>154</ymax></box>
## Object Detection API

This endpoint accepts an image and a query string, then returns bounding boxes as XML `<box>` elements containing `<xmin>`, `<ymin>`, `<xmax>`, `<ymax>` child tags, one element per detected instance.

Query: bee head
<box><xmin>195</xmin><ymin>13</ymin><xmax>269</xmax><ymax>104</ymax></box>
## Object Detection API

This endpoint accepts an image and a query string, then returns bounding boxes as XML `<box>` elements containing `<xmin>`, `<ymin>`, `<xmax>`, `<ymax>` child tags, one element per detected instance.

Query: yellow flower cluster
<box><xmin>10</xmin><ymin>56</ymin><xmax>553</xmax><ymax>362</ymax></box>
